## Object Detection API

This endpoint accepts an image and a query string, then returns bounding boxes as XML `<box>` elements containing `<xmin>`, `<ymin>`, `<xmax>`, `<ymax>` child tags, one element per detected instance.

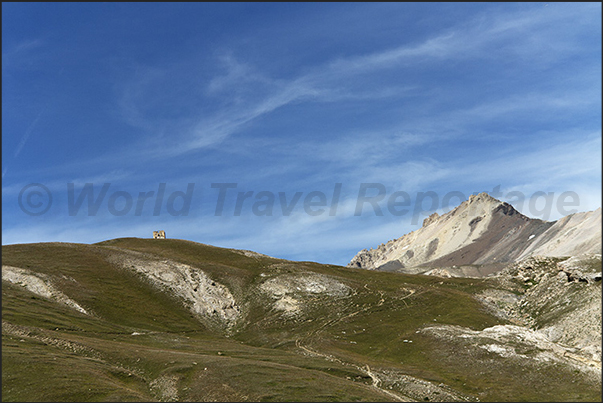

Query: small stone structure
<box><xmin>153</xmin><ymin>230</ymin><xmax>166</xmax><ymax>239</ymax></box>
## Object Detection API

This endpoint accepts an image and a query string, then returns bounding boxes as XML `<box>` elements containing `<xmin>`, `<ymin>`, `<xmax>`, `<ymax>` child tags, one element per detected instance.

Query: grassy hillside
<box><xmin>2</xmin><ymin>238</ymin><xmax>600</xmax><ymax>401</ymax></box>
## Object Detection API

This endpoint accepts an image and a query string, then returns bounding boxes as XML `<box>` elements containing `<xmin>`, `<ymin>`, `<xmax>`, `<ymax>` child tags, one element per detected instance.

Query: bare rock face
<box><xmin>348</xmin><ymin>193</ymin><xmax>601</xmax><ymax>272</ymax></box>
<box><xmin>348</xmin><ymin>249</ymin><xmax>380</xmax><ymax>270</ymax></box>
<box><xmin>259</xmin><ymin>272</ymin><xmax>350</xmax><ymax>317</ymax></box>
<box><xmin>486</xmin><ymin>255</ymin><xmax>602</xmax><ymax>364</ymax></box>
<box><xmin>518</xmin><ymin>208</ymin><xmax>602</xmax><ymax>260</ymax></box>
<box><xmin>106</xmin><ymin>251</ymin><xmax>240</xmax><ymax>330</ymax></box>
<box><xmin>349</xmin><ymin>192</ymin><xmax>534</xmax><ymax>270</ymax></box>
<box><xmin>512</xmin><ymin>255</ymin><xmax>601</xmax><ymax>361</ymax></box>
<box><xmin>421</xmin><ymin>323</ymin><xmax>600</xmax><ymax>381</ymax></box>
<box><xmin>422</xmin><ymin>212</ymin><xmax>440</xmax><ymax>227</ymax></box>
<box><xmin>2</xmin><ymin>265</ymin><xmax>89</xmax><ymax>315</ymax></box>
<box><xmin>557</xmin><ymin>255</ymin><xmax>603</xmax><ymax>283</ymax></box>
<box><xmin>423</xmin><ymin>255</ymin><xmax>602</xmax><ymax>386</ymax></box>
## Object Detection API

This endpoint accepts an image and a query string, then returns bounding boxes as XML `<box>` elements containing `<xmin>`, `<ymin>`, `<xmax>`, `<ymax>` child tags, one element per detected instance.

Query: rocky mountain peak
<box><xmin>464</xmin><ymin>192</ymin><xmax>506</xmax><ymax>211</ymax></box>
<box><xmin>420</xmin><ymin>192</ymin><xmax>503</xmax><ymax>229</ymax></box>
<box><xmin>468</xmin><ymin>191</ymin><xmax>500</xmax><ymax>204</ymax></box>
<box><xmin>348</xmin><ymin>193</ymin><xmax>601</xmax><ymax>273</ymax></box>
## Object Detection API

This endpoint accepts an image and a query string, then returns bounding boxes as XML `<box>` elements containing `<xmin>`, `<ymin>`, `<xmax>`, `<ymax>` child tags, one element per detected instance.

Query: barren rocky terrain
<box><xmin>349</xmin><ymin>193</ymin><xmax>601</xmax><ymax>273</ymax></box>
<box><xmin>2</xmin><ymin>265</ymin><xmax>89</xmax><ymax>315</ymax></box>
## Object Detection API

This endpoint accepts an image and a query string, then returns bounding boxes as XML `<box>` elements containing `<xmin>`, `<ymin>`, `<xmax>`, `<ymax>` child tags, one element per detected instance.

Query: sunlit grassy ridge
<box><xmin>2</xmin><ymin>238</ymin><xmax>600</xmax><ymax>401</ymax></box>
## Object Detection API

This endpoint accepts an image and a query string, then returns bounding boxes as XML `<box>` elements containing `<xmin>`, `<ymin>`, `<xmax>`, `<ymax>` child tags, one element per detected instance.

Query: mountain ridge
<box><xmin>348</xmin><ymin>192</ymin><xmax>601</xmax><ymax>273</ymax></box>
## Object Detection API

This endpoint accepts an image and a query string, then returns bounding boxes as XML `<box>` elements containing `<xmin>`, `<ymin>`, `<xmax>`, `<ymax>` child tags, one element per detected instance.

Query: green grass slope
<box><xmin>2</xmin><ymin>238</ymin><xmax>600</xmax><ymax>401</ymax></box>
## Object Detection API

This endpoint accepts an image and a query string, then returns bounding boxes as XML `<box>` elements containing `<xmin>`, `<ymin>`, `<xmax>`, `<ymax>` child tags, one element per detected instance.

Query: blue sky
<box><xmin>2</xmin><ymin>3</ymin><xmax>601</xmax><ymax>265</ymax></box>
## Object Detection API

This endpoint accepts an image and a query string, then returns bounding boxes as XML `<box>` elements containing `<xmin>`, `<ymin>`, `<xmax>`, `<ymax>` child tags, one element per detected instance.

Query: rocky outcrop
<box><xmin>422</xmin><ymin>212</ymin><xmax>440</xmax><ymax>227</ymax></box>
<box><xmin>557</xmin><ymin>255</ymin><xmax>603</xmax><ymax>283</ymax></box>
<box><xmin>106</xmin><ymin>251</ymin><xmax>240</xmax><ymax>330</ymax></box>
<box><xmin>348</xmin><ymin>193</ymin><xmax>601</xmax><ymax>273</ymax></box>
<box><xmin>421</xmin><ymin>255</ymin><xmax>602</xmax><ymax>388</ymax></box>
<box><xmin>421</xmin><ymin>323</ymin><xmax>600</xmax><ymax>381</ymax></box>
<box><xmin>2</xmin><ymin>265</ymin><xmax>89</xmax><ymax>315</ymax></box>
<box><xmin>484</xmin><ymin>255</ymin><xmax>602</xmax><ymax>364</ymax></box>
<box><xmin>259</xmin><ymin>272</ymin><xmax>350</xmax><ymax>317</ymax></box>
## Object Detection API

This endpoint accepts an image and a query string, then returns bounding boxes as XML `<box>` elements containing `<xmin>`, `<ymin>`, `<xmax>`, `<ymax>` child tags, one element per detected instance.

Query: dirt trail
<box><xmin>294</xmin><ymin>287</ymin><xmax>419</xmax><ymax>401</ymax></box>
<box><xmin>294</xmin><ymin>339</ymin><xmax>410</xmax><ymax>401</ymax></box>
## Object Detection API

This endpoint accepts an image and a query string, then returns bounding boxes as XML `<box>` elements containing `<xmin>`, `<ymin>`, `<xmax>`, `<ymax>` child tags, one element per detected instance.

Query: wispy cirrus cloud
<box><xmin>114</xmin><ymin>3</ymin><xmax>599</xmax><ymax>164</ymax></box>
<box><xmin>2</xmin><ymin>38</ymin><xmax>45</xmax><ymax>70</ymax></box>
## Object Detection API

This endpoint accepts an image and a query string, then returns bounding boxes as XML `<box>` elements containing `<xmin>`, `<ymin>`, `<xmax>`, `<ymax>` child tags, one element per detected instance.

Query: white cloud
<box><xmin>105</xmin><ymin>3</ymin><xmax>598</xmax><ymax>173</ymax></box>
